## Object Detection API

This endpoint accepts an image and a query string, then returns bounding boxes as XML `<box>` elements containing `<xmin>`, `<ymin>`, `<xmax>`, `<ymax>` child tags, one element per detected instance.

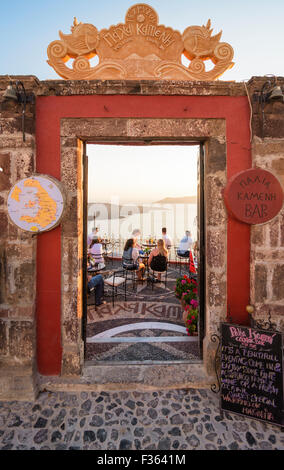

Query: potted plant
<box><xmin>183</xmin><ymin>301</ymin><xmax>199</xmax><ymax>336</ymax></box>
<box><xmin>175</xmin><ymin>274</ymin><xmax>199</xmax><ymax>336</ymax></box>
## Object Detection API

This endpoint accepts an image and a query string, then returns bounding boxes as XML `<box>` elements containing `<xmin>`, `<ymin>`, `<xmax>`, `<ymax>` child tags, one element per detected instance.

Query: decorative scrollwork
<box><xmin>73</xmin><ymin>56</ymin><xmax>91</xmax><ymax>72</ymax></box>
<box><xmin>47</xmin><ymin>40</ymin><xmax>68</xmax><ymax>59</ymax></box>
<box><xmin>211</xmin><ymin>334</ymin><xmax>221</xmax><ymax>394</ymax></box>
<box><xmin>213</xmin><ymin>42</ymin><xmax>234</xmax><ymax>64</ymax></box>
<box><xmin>188</xmin><ymin>58</ymin><xmax>205</xmax><ymax>74</ymax></box>
<box><xmin>47</xmin><ymin>3</ymin><xmax>234</xmax><ymax>81</ymax></box>
<box><xmin>251</xmin><ymin>311</ymin><xmax>279</xmax><ymax>332</ymax></box>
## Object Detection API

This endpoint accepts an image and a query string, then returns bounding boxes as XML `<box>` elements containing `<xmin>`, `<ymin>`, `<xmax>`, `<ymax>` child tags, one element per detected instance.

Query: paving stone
<box><xmin>157</xmin><ymin>437</ymin><xmax>171</xmax><ymax>450</ymax></box>
<box><xmin>90</xmin><ymin>415</ymin><xmax>104</xmax><ymax>427</ymax></box>
<box><xmin>34</xmin><ymin>417</ymin><xmax>47</xmax><ymax>428</ymax></box>
<box><xmin>119</xmin><ymin>439</ymin><xmax>132</xmax><ymax>450</ymax></box>
<box><xmin>0</xmin><ymin>388</ymin><xmax>283</xmax><ymax>450</ymax></box>
<box><xmin>83</xmin><ymin>430</ymin><xmax>96</xmax><ymax>443</ymax></box>
<box><xmin>186</xmin><ymin>434</ymin><xmax>200</xmax><ymax>448</ymax></box>
<box><xmin>246</xmin><ymin>431</ymin><xmax>257</xmax><ymax>447</ymax></box>
<box><xmin>34</xmin><ymin>429</ymin><xmax>48</xmax><ymax>444</ymax></box>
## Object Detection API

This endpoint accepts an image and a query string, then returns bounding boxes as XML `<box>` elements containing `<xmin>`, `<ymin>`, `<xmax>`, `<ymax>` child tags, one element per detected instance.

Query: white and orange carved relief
<box><xmin>47</xmin><ymin>3</ymin><xmax>234</xmax><ymax>81</ymax></box>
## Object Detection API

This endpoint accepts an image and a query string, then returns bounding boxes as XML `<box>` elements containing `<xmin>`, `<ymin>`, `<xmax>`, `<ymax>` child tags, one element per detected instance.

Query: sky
<box><xmin>2</xmin><ymin>0</ymin><xmax>283</xmax><ymax>207</ymax></box>
<box><xmin>1</xmin><ymin>0</ymin><xmax>284</xmax><ymax>81</ymax></box>
<box><xmin>88</xmin><ymin>144</ymin><xmax>198</xmax><ymax>203</ymax></box>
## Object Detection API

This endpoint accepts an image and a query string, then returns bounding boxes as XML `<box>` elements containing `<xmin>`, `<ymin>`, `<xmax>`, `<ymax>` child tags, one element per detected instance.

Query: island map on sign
<box><xmin>8</xmin><ymin>176</ymin><xmax>64</xmax><ymax>233</ymax></box>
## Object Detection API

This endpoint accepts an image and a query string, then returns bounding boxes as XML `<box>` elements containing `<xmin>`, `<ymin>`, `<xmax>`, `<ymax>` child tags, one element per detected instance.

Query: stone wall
<box><xmin>247</xmin><ymin>77</ymin><xmax>284</xmax><ymax>330</ymax></box>
<box><xmin>0</xmin><ymin>76</ymin><xmax>38</xmax><ymax>399</ymax></box>
<box><xmin>0</xmin><ymin>75</ymin><xmax>283</xmax><ymax>400</ymax></box>
<box><xmin>59</xmin><ymin>117</ymin><xmax>228</xmax><ymax>380</ymax></box>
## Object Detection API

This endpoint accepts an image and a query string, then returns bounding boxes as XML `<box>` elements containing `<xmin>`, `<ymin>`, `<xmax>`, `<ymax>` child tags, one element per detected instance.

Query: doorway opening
<box><xmin>83</xmin><ymin>142</ymin><xmax>204</xmax><ymax>364</ymax></box>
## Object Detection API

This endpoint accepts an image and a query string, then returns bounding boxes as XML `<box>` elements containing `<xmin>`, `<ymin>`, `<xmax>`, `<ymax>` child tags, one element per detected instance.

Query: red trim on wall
<box><xmin>36</xmin><ymin>94</ymin><xmax>251</xmax><ymax>375</ymax></box>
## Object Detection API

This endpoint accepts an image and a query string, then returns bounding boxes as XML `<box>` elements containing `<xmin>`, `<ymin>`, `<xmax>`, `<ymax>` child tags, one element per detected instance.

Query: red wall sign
<box><xmin>224</xmin><ymin>168</ymin><xmax>284</xmax><ymax>224</ymax></box>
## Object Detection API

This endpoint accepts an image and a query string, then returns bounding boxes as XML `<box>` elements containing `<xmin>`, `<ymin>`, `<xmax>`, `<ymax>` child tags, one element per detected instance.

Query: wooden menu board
<box><xmin>220</xmin><ymin>323</ymin><xmax>284</xmax><ymax>427</ymax></box>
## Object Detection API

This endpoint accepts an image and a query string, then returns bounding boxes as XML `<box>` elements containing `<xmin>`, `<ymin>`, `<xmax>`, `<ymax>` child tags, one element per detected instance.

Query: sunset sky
<box><xmin>1</xmin><ymin>0</ymin><xmax>283</xmax><ymax>81</ymax></box>
<box><xmin>87</xmin><ymin>145</ymin><xmax>199</xmax><ymax>204</ymax></box>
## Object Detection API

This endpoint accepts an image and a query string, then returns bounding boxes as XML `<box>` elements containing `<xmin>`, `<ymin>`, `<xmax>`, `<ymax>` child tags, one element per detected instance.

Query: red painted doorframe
<box><xmin>36</xmin><ymin>94</ymin><xmax>251</xmax><ymax>375</ymax></box>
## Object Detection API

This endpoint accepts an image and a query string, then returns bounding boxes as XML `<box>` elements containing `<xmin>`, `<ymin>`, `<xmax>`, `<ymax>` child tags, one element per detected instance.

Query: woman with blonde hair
<box><xmin>148</xmin><ymin>239</ymin><xmax>168</xmax><ymax>281</ymax></box>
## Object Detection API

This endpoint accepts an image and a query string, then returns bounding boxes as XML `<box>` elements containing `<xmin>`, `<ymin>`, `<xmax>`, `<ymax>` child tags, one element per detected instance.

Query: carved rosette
<box><xmin>47</xmin><ymin>4</ymin><xmax>234</xmax><ymax>81</ymax></box>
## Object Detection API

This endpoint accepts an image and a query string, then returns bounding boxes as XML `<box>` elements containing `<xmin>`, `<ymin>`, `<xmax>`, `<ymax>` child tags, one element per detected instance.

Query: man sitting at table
<box><xmin>87</xmin><ymin>272</ymin><xmax>105</xmax><ymax>307</ymax></box>
<box><xmin>122</xmin><ymin>238</ymin><xmax>145</xmax><ymax>280</ymax></box>
<box><xmin>87</xmin><ymin>227</ymin><xmax>99</xmax><ymax>247</ymax></box>
<box><xmin>177</xmin><ymin>230</ymin><xmax>193</xmax><ymax>257</ymax></box>
<box><xmin>162</xmin><ymin>227</ymin><xmax>172</xmax><ymax>249</ymax></box>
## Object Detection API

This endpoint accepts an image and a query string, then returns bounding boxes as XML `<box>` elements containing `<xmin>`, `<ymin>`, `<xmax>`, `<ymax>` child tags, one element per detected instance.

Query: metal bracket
<box><xmin>250</xmin><ymin>310</ymin><xmax>278</xmax><ymax>332</ymax></box>
<box><xmin>210</xmin><ymin>333</ymin><xmax>221</xmax><ymax>394</ymax></box>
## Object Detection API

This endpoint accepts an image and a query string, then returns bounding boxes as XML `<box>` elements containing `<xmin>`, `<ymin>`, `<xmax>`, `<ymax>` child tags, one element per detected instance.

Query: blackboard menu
<box><xmin>221</xmin><ymin>322</ymin><xmax>284</xmax><ymax>427</ymax></box>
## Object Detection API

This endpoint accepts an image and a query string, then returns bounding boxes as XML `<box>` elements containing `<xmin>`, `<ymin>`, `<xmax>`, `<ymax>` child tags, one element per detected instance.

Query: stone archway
<box><xmin>59</xmin><ymin>117</ymin><xmax>228</xmax><ymax>379</ymax></box>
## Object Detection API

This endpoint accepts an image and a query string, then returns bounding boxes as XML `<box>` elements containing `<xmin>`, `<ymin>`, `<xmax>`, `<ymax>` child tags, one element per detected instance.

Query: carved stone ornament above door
<box><xmin>47</xmin><ymin>3</ymin><xmax>234</xmax><ymax>81</ymax></box>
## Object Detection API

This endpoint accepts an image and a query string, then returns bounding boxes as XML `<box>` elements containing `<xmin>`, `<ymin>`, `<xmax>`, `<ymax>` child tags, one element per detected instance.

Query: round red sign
<box><xmin>224</xmin><ymin>168</ymin><xmax>284</xmax><ymax>224</ymax></box>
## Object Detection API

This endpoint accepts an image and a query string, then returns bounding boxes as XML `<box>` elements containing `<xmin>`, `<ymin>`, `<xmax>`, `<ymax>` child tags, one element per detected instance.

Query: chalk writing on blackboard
<box><xmin>221</xmin><ymin>323</ymin><xmax>283</xmax><ymax>427</ymax></box>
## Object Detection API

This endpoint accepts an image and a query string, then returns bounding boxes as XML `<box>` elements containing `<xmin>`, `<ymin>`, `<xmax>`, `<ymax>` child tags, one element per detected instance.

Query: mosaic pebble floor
<box><xmin>1</xmin><ymin>388</ymin><xmax>283</xmax><ymax>450</ymax></box>
<box><xmin>86</xmin><ymin>262</ymin><xmax>200</xmax><ymax>362</ymax></box>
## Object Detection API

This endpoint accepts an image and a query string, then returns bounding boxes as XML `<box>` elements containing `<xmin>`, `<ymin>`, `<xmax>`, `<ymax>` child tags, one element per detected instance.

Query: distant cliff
<box><xmin>88</xmin><ymin>197</ymin><xmax>197</xmax><ymax>220</ymax></box>
<box><xmin>154</xmin><ymin>196</ymin><xmax>197</xmax><ymax>204</ymax></box>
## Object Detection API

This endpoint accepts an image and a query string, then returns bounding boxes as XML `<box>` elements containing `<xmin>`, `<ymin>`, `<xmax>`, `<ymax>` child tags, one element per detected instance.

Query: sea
<box><xmin>87</xmin><ymin>201</ymin><xmax>197</xmax><ymax>248</ymax></box>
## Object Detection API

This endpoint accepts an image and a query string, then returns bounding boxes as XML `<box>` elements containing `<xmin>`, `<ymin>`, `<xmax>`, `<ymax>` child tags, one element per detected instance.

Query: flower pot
<box><xmin>187</xmin><ymin>331</ymin><xmax>198</xmax><ymax>336</ymax></box>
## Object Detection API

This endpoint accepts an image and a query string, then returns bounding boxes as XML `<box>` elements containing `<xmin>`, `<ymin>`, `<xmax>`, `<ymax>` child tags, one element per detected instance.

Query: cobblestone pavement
<box><xmin>0</xmin><ymin>388</ymin><xmax>283</xmax><ymax>451</ymax></box>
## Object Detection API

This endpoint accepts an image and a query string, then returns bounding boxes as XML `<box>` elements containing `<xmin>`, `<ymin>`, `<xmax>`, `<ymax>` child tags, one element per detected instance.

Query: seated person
<box><xmin>122</xmin><ymin>238</ymin><xmax>145</xmax><ymax>280</ymax></box>
<box><xmin>88</xmin><ymin>237</ymin><xmax>105</xmax><ymax>268</ymax></box>
<box><xmin>148</xmin><ymin>238</ymin><xmax>168</xmax><ymax>281</ymax></box>
<box><xmin>132</xmin><ymin>228</ymin><xmax>143</xmax><ymax>252</ymax></box>
<box><xmin>177</xmin><ymin>230</ymin><xmax>193</xmax><ymax>257</ymax></box>
<box><xmin>87</xmin><ymin>272</ymin><xmax>105</xmax><ymax>307</ymax></box>
<box><xmin>87</xmin><ymin>227</ymin><xmax>99</xmax><ymax>248</ymax></box>
<box><xmin>162</xmin><ymin>227</ymin><xmax>172</xmax><ymax>250</ymax></box>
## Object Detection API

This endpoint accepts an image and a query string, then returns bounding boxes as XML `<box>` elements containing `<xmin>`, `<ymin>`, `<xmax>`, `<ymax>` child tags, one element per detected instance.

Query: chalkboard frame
<box><xmin>220</xmin><ymin>322</ymin><xmax>284</xmax><ymax>429</ymax></box>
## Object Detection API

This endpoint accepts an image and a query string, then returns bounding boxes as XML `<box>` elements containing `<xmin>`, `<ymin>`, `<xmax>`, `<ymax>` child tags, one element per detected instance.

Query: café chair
<box><xmin>104</xmin><ymin>269</ymin><xmax>127</xmax><ymax>307</ymax></box>
<box><xmin>148</xmin><ymin>262</ymin><xmax>168</xmax><ymax>290</ymax></box>
<box><xmin>174</xmin><ymin>247</ymin><xmax>189</xmax><ymax>274</ymax></box>
<box><xmin>122</xmin><ymin>257</ymin><xmax>138</xmax><ymax>291</ymax></box>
